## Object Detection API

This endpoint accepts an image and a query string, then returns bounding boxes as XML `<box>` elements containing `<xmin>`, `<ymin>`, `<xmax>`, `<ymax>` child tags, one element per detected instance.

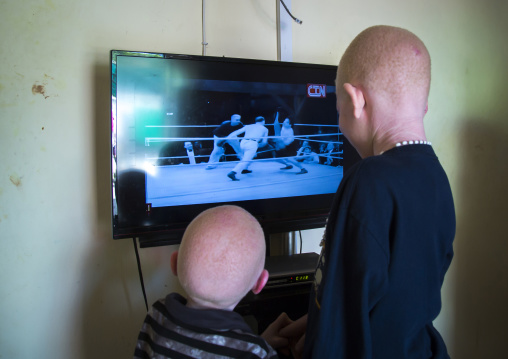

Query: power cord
<box><xmin>279</xmin><ymin>0</ymin><xmax>303</xmax><ymax>25</ymax></box>
<box><xmin>133</xmin><ymin>238</ymin><xmax>149</xmax><ymax>311</ymax></box>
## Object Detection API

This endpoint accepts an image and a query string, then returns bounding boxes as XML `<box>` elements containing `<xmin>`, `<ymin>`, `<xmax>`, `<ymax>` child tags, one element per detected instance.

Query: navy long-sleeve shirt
<box><xmin>304</xmin><ymin>144</ymin><xmax>455</xmax><ymax>358</ymax></box>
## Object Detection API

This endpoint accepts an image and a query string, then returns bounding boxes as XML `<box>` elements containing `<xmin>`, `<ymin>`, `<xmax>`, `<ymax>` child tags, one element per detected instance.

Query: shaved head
<box><xmin>176</xmin><ymin>205</ymin><xmax>266</xmax><ymax>309</ymax></box>
<box><xmin>337</xmin><ymin>25</ymin><xmax>431</xmax><ymax>107</ymax></box>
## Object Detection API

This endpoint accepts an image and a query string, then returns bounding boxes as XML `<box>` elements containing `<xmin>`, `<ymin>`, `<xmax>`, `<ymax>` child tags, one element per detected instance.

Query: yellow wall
<box><xmin>1</xmin><ymin>0</ymin><xmax>507</xmax><ymax>358</ymax></box>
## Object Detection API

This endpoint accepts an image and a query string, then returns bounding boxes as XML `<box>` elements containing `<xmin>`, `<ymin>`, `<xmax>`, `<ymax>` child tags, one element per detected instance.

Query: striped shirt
<box><xmin>135</xmin><ymin>293</ymin><xmax>278</xmax><ymax>359</ymax></box>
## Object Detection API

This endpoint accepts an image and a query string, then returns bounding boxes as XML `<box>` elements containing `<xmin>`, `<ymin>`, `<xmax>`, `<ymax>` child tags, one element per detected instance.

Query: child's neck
<box><xmin>186</xmin><ymin>297</ymin><xmax>235</xmax><ymax>311</ymax></box>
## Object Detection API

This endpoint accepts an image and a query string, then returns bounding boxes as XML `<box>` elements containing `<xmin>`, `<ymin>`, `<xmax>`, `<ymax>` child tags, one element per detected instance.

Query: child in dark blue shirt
<box><xmin>266</xmin><ymin>25</ymin><xmax>456</xmax><ymax>359</ymax></box>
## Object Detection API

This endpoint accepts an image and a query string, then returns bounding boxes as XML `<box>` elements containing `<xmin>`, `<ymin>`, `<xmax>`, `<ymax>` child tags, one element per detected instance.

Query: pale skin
<box><xmin>170</xmin><ymin>205</ymin><xmax>269</xmax><ymax>311</ymax></box>
<box><xmin>262</xmin><ymin>25</ymin><xmax>433</xmax><ymax>358</ymax></box>
<box><xmin>336</xmin><ymin>25</ymin><xmax>431</xmax><ymax>158</ymax></box>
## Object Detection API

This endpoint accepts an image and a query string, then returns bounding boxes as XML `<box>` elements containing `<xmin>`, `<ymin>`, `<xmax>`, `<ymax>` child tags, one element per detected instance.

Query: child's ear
<box><xmin>251</xmin><ymin>269</ymin><xmax>269</xmax><ymax>295</ymax></box>
<box><xmin>343</xmin><ymin>83</ymin><xmax>366</xmax><ymax>119</ymax></box>
<box><xmin>170</xmin><ymin>251</ymin><xmax>178</xmax><ymax>276</ymax></box>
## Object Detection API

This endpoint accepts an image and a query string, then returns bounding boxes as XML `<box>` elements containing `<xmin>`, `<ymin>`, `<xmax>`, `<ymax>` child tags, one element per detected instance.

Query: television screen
<box><xmin>111</xmin><ymin>50</ymin><xmax>351</xmax><ymax>244</ymax></box>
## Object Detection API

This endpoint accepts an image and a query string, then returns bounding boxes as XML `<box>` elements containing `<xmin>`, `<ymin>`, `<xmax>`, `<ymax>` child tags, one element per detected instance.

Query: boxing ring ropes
<box><xmin>143</xmin><ymin>123</ymin><xmax>343</xmax><ymax>166</ymax></box>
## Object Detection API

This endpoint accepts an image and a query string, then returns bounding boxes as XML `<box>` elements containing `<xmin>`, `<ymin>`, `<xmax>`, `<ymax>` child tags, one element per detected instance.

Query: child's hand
<box><xmin>279</xmin><ymin>314</ymin><xmax>307</xmax><ymax>359</ymax></box>
<box><xmin>261</xmin><ymin>312</ymin><xmax>293</xmax><ymax>356</ymax></box>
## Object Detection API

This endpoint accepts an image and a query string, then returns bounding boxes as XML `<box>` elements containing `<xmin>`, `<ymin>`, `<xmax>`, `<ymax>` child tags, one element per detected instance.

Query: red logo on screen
<box><xmin>307</xmin><ymin>84</ymin><xmax>327</xmax><ymax>98</ymax></box>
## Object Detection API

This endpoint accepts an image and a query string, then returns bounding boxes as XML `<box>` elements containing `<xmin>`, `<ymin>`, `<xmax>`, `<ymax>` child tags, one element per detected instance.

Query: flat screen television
<box><xmin>110</xmin><ymin>50</ymin><xmax>358</xmax><ymax>245</ymax></box>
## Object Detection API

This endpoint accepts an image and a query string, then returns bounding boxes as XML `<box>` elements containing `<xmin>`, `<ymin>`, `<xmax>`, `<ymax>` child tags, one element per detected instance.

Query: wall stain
<box><xmin>32</xmin><ymin>74</ymin><xmax>55</xmax><ymax>99</ymax></box>
<box><xmin>32</xmin><ymin>83</ymin><xmax>49</xmax><ymax>99</ymax></box>
<box><xmin>9</xmin><ymin>174</ymin><xmax>22</xmax><ymax>187</ymax></box>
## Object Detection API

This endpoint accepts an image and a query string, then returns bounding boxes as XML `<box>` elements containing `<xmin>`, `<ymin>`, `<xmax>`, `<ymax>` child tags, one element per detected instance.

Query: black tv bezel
<box><xmin>110</xmin><ymin>50</ymin><xmax>351</xmax><ymax>244</ymax></box>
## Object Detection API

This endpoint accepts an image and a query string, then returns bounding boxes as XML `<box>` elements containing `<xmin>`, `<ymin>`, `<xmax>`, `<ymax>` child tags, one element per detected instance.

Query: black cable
<box><xmin>133</xmin><ymin>237</ymin><xmax>149</xmax><ymax>311</ymax></box>
<box><xmin>279</xmin><ymin>0</ymin><xmax>302</xmax><ymax>24</ymax></box>
<box><xmin>299</xmin><ymin>230</ymin><xmax>303</xmax><ymax>253</ymax></box>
